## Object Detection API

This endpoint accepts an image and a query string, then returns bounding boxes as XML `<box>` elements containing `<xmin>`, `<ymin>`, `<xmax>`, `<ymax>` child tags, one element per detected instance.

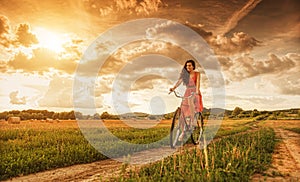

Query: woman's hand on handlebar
<box><xmin>169</xmin><ymin>87</ymin><xmax>175</xmax><ymax>92</ymax></box>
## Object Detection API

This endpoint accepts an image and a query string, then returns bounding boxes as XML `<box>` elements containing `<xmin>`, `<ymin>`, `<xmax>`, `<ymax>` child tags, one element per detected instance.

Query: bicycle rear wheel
<box><xmin>170</xmin><ymin>107</ymin><xmax>182</xmax><ymax>148</ymax></box>
<box><xmin>191</xmin><ymin>112</ymin><xmax>204</xmax><ymax>145</ymax></box>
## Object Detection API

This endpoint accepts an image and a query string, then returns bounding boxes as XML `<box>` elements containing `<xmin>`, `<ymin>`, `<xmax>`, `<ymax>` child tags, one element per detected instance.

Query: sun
<box><xmin>33</xmin><ymin>27</ymin><xmax>66</xmax><ymax>53</ymax></box>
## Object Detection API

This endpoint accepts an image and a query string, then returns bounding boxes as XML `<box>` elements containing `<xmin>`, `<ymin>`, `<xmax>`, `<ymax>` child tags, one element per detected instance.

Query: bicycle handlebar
<box><xmin>169</xmin><ymin>90</ymin><xmax>196</xmax><ymax>99</ymax></box>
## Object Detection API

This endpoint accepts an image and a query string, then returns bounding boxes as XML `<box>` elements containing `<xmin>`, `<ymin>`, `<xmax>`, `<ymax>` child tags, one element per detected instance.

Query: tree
<box><xmin>251</xmin><ymin>109</ymin><xmax>260</xmax><ymax>117</ymax></box>
<box><xmin>0</xmin><ymin>112</ymin><xmax>7</xmax><ymax>120</ymax></box>
<box><xmin>36</xmin><ymin>113</ymin><xmax>44</xmax><ymax>120</ymax></box>
<box><xmin>19</xmin><ymin>112</ymin><xmax>31</xmax><ymax>120</ymax></box>
<box><xmin>278</xmin><ymin>112</ymin><xmax>286</xmax><ymax>118</ymax></box>
<box><xmin>67</xmin><ymin>111</ymin><xmax>76</xmax><ymax>120</ymax></box>
<box><xmin>52</xmin><ymin>113</ymin><xmax>59</xmax><ymax>119</ymax></box>
<box><xmin>93</xmin><ymin>113</ymin><xmax>101</xmax><ymax>120</ymax></box>
<box><xmin>232</xmin><ymin>107</ymin><xmax>243</xmax><ymax>117</ymax></box>
<box><xmin>203</xmin><ymin>112</ymin><xmax>210</xmax><ymax>120</ymax></box>
<box><xmin>6</xmin><ymin>114</ymin><xmax>14</xmax><ymax>120</ymax></box>
<box><xmin>100</xmin><ymin>112</ymin><xmax>110</xmax><ymax>119</ymax></box>
<box><xmin>75</xmin><ymin>112</ymin><xmax>83</xmax><ymax>119</ymax></box>
<box><xmin>31</xmin><ymin>113</ymin><xmax>38</xmax><ymax>119</ymax></box>
<box><xmin>10</xmin><ymin>110</ymin><xmax>20</xmax><ymax>115</ymax></box>
<box><xmin>164</xmin><ymin>112</ymin><xmax>174</xmax><ymax>119</ymax></box>
<box><xmin>59</xmin><ymin>112</ymin><xmax>68</xmax><ymax>119</ymax></box>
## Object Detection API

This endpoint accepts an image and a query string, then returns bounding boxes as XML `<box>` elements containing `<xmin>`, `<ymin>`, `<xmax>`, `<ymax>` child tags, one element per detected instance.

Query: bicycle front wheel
<box><xmin>170</xmin><ymin>107</ymin><xmax>182</xmax><ymax>148</ymax></box>
<box><xmin>191</xmin><ymin>112</ymin><xmax>204</xmax><ymax>145</ymax></box>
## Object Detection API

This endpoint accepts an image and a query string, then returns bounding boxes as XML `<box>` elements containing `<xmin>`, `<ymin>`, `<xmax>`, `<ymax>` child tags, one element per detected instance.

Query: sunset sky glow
<box><xmin>0</xmin><ymin>0</ymin><xmax>299</xmax><ymax>114</ymax></box>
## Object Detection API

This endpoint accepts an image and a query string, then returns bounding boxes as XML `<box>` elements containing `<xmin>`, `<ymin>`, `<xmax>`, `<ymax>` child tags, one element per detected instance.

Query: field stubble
<box><xmin>1</xmin><ymin>119</ymin><xmax>299</xmax><ymax>181</ymax></box>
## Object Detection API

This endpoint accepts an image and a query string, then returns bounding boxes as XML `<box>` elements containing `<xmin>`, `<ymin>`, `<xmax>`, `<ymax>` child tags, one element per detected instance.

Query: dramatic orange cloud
<box><xmin>0</xmin><ymin>0</ymin><xmax>299</xmax><ymax>112</ymax></box>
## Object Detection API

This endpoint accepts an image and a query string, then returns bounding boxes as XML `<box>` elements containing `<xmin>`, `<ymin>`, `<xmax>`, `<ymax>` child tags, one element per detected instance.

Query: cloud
<box><xmin>7</xmin><ymin>48</ymin><xmax>78</xmax><ymax>74</ymax></box>
<box><xmin>131</xmin><ymin>75</ymin><xmax>168</xmax><ymax>91</ymax></box>
<box><xmin>0</xmin><ymin>15</ymin><xmax>85</xmax><ymax>75</ymax></box>
<box><xmin>0</xmin><ymin>15</ymin><xmax>9</xmax><ymax>35</ymax></box>
<box><xmin>269</xmin><ymin>53</ymin><xmax>300</xmax><ymax>95</ymax></box>
<box><xmin>208</xmin><ymin>32</ymin><xmax>261</xmax><ymax>55</ymax></box>
<box><xmin>148</xmin><ymin>20</ymin><xmax>261</xmax><ymax>56</ymax></box>
<box><xmin>72</xmin><ymin>76</ymin><xmax>105</xmax><ymax>109</ymax></box>
<box><xmin>82</xmin><ymin>39</ymin><xmax>190</xmax><ymax>78</ymax></box>
<box><xmin>0</xmin><ymin>16</ymin><xmax>38</xmax><ymax>48</ymax></box>
<box><xmin>222</xmin><ymin>0</ymin><xmax>262</xmax><ymax>35</ymax></box>
<box><xmin>9</xmin><ymin>90</ymin><xmax>26</xmax><ymax>105</ymax></box>
<box><xmin>92</xmin><ymin>53</ymin><xmax>183</xmax><ymax>95</ymax></box>
<box><xmin>86</xmin><ymin>0</ymin><xmax>163</xmax><ymax>17</ymax></box>
<box><xmin>277</xmin><ymin>21</ymin><xmax>300</xmax><ymax>39</ymax></box>
<box><xmin>76</xmin><ymin>20</ymin><xmax>261</xmax><ymax>97</ymax></box>
<box><xmin>228</xmin><ymin>0</ymin><xmax>300</xmax><ymax>42</ymax></box>
<box><xmin>184</xmin><ymin>21</ymin><xmax>213</xmax><ymax>39</ymax></box>
<box><xmin>95</xmin><ymin>75</ymin><xmax>114</xmax><ymax>96</ymax></box>
<box><xmin>135</xmin><ymin>0</ymin><xmax>162</xmax><ymax>15</ymax></box>
<box><xmin>0</xmin><ymin>15</ymin><xmax>11</xmax><ymax>47</ymax></box>
<box><xmin>0</xmin><ymin>61</ymin><xmax>8</xmax><ymax>72</ymax></box>
<box><xmin>38</xmin><ymin>76</ymin><xmax>73</xmax><ymax>108</ymax></box>
<box><xmin>113</xmin><ymin>41</ymin><xmax>168</xmax><ymax>62</ymax></box>
<box><xmin>15</xmin><ymin>24</ymin><xmax>38</xmax><ymax>47</ymax></box>
<box><xmin>226</xmin><ymin>94</ymin><xmax>286</xmax><ymax>110</ymax></box>
<box><xmin>219</xmin><ymin>53</ymin><xmax>297</xmax><ymax>82</ymax></box>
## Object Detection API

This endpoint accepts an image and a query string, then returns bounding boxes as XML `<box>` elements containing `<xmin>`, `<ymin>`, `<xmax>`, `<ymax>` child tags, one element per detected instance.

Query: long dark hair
<box><xmin>180</xmin><ymin>60</ymin><xmax>195</xmax><ymax>85</ymax></box>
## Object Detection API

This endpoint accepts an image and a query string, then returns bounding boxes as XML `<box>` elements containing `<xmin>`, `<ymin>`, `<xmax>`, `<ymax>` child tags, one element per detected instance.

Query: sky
<box><xmin>0</xmin><ymin>0</ymin><xmax>299</xmax><ymax>115</ymax></box>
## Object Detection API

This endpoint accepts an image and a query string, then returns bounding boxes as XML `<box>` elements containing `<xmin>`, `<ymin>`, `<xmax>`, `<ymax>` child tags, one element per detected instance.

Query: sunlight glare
<box><xmin>33</xmin><ymin>27</ymin><xmax>66</xmax><ymax>53</ymax></box>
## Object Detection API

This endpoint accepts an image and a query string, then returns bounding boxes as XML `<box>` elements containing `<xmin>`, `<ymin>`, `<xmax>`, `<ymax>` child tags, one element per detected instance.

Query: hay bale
<box><xmin>8</xmin><ymin>117</ymin><xmax>21</xmax><ymax>124</ymax></box>
<box><xmin>46</xmin><ymin>118</ymin><xmax>53</xmax><ymax>123</ymax></box>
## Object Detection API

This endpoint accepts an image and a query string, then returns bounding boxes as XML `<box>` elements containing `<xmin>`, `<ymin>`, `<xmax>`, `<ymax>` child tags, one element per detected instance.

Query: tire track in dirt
<box><xmin>4</xmin><ymin>122</ymin><xmax>261</xmax><ymax>182</ymax></box>
<box><xmin>3</xmin><ymin>147</ymin><xmax>177</xmax><ymax>182</ymax></box>
<box><xmin>4</xmin><ymin>159</ymin><xmax>122</xmax><ymax>182</ymax></box>
<box><xmin>251</xmin><ymin>126</ymin><xmax>300</xmax><ymax>181</ymax></box>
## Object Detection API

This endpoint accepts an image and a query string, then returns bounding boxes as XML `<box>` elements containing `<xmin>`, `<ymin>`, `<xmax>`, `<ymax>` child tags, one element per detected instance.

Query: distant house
<box><xmin>8</xmin><ymin>117</ymin><xmax>21</xmax><ymax>124</ymax></box>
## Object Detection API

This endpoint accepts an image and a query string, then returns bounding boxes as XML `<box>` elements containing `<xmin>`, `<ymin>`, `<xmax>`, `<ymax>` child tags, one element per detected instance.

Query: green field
<box><xmin>119</xmin><ymin>128</ymin><xmax>275</xmax><ymax>181</ymax></box>
<box><xmin>0</xmin><ymin>119</ymin><xmax>276</xmax><ymax>181</ymax></box>
<box><xmin>0</xmin><ymin>122</ymin><xmax>170</xmax><ymax>180</ymax></box>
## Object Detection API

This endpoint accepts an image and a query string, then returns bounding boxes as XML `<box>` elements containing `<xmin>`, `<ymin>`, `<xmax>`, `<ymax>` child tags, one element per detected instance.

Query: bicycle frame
<box><xmin>169</xmin><ymin>90</ymin><xmax>203</xmax><ymax>148</ymax></box>
<box><xmin>171</xmin><ymin>91</ymin><xmax>197</xmax><ymax>125</ymax></box>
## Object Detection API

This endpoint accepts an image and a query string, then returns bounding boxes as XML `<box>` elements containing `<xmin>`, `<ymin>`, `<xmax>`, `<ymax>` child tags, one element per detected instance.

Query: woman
<box><xmin>169</xmin><ymin>60</ymin><xmax>203</xmax><ymax>140</ymax></box>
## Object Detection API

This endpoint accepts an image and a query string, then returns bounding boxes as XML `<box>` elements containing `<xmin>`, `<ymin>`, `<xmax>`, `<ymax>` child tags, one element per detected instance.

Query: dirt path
<box><xmin>4</xmin><ymin>159</ymin><xmax>122</xmax><ymax>182</ymax></box>
<box><xmin>4</xmin><ymin>128</ymin><xmax>258</xmax><ymax>182</ymax></box>
<box><xmin>4</xmin><ymin>146</ymin><xmax>178</xmax><ymax>182</ymax></box>
<box><xmin>251</xmin><ymin>121</ymin><xmax>300</xmax><ymax>181</ymax></box>
<box><xmin>5</xmin><ymin>120</ymin><xmax>300</xmax><ymax>182</ymax></box>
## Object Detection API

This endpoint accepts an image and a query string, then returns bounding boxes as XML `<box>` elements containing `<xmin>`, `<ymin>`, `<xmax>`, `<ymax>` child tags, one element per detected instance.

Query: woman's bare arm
<box><xmin>170</xmin><ymin>78</ymin><xmax>183</xmax><ymax>91</ymax></box>
<box><xmin>196</xmin><ymin>72</ymin><xmax>200</xmax><ymax>94</ymax></box>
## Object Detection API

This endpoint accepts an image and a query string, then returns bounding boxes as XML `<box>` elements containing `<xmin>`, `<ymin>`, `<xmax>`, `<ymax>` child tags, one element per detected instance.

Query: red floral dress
<box><xmin>181</xmin><ymin>72</ymin><xmax>203</xmax><ymax>117</ymax></box>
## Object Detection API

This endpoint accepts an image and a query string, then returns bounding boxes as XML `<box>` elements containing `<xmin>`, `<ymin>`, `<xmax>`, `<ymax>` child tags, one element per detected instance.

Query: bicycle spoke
<box><xmin>170</xmin><ymin>108</ymin><xmax>183</xmax><ymax>148</ymax></box>
<box><xmin>191</xmin><ymin>112</ymin><xmax>204</xmax><ymax>145</ymax></box>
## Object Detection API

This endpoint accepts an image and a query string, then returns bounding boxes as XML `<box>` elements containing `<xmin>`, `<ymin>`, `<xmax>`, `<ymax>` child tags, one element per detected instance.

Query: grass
<box><xmin>0</xmin><ymin>128</ymin><xmax>104</xmax><ymax>180</ymax></box>
<box><xmin>0</xmin><ymin>119</ymin><xmax>274</xmax><ymax>180</ymax></box>
<box><xmin>0</xmin><ymin>126</ymin><xmax>170</xmax><ymax>180</ymax></box>
<box><xmin>118</xmin><ymin>128</ymin><xmax>276</xmax><ymax>181</ymax></box>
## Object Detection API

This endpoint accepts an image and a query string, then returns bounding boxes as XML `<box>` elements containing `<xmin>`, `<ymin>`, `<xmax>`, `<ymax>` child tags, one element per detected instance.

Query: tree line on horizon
<box><xmin>0</xmin><ymin>107</ymin><xmax>299</xmax><ymax>121</ymax></box>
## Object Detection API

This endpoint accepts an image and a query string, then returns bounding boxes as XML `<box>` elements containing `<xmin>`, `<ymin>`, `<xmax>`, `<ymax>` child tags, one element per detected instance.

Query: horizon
<box><xmin>0</xmin><ymin>0</ymin><xmax>299</xmax><ymax>114</ymax></box>
<box><xmin>1</xmin><ymin>107</ymin><xmax>299</xmax><ymax>116</ymax></box>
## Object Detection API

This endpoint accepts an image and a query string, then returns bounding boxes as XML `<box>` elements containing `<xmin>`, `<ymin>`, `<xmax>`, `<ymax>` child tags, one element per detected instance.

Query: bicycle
<box><xmin>169</xmin><ymin>90</ymin><xmax>204</xmax><ymax>148</ymax></box>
